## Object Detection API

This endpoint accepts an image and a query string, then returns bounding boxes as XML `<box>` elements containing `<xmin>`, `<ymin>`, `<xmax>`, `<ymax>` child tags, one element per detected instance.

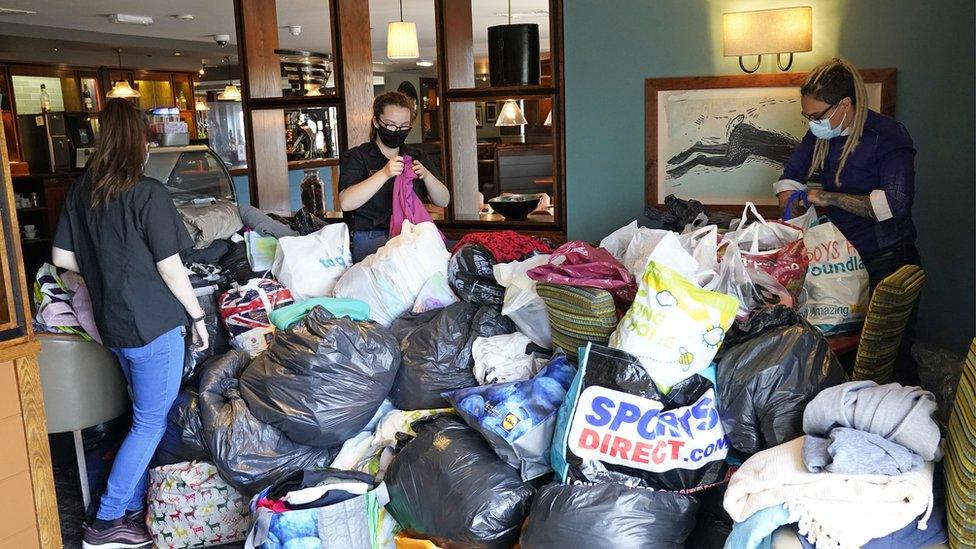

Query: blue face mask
<box><xmin>808</xmin><ymin>108</ymin><xmax>847</xmax><ymax>140</ymax></box>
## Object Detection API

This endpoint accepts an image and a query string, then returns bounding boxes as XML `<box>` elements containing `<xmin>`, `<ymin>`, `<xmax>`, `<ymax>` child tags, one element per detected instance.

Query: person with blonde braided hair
<box><xmin>775</xmin><ymin>57</ymin><xmax>921</xmax><ymax>385</ymax></box>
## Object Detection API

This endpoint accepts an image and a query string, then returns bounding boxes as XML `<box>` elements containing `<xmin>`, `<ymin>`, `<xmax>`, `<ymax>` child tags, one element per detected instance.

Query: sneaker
<box><xmin>81</xmin><ymin>518</ymin><xmax>152</xmax><ymax>549</ymax></box>
<box><xmin>123</xmin><ymin>508</ymin><xmax>146</xmax><ymax>526</ymax></box>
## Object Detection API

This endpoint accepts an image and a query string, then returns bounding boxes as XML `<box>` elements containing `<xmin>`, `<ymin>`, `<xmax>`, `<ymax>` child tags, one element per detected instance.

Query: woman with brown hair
<box><xmin>776</xmin><ymin>57</ymin><xmax>920</xmax><ymax>384</ymax></box>
<box><xmin>339</xmin><ymin>90</ymin><xmax>450</xmax><ymax>262</ymax></box>
<box><xmin>51</xmin><ymin>98</ymin><xmax>208</xmax><ymax>548</ymax></box>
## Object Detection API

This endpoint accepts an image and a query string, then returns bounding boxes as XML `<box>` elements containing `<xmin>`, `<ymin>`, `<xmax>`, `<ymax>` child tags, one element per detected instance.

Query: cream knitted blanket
<box><xmin>724</xmin><ymin>437</ymin><xmax>934</xmax><ymax>549</ymax></box>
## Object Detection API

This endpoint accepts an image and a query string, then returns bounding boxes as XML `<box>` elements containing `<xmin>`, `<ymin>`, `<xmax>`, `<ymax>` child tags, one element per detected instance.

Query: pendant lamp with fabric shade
<box><xmin>217</xmin><ymin>84</ymin><xmax>242</xmax><ymax>101</ymax></box>
<box><xmin>488</xmin><ymin>0</ymin><xmax>540</xmax><ymax>86</ymax></box>
<box><xmin>107</xmin><ymin>48</ymin><xmax>141</xmax><ymax>99</ymax></box>
<box><xmin>387</xmin><ymin>0</ymin><xmax>419</xmax><ymax>59</ymax></box>
<box><xmin>496</xmin><ymin>99</ymin><xmax>527</xmax><ymax>127</ymax></box>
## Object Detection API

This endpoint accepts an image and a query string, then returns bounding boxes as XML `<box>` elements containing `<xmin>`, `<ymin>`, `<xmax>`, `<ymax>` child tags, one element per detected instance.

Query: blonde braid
<box><xmin>803</xmin><ymin>58</ymin><xmax>869</xmax><ymax>187</ymax></box>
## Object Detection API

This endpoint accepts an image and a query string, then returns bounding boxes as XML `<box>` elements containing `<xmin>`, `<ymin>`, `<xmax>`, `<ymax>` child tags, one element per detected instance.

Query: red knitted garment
<box><xmin>451</xmin><ymin>231</ymin><xmax>553</xmax><ymax>263</ymax></box>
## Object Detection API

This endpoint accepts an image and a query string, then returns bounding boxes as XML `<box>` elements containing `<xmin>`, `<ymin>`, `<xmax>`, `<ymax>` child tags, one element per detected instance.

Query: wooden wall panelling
<box><xmin>548</xmin><ymin>0</ymin><xmax>566</xmax><ymax>230</ymax></box>
<box><xmin>333</xmin><ymin>0</ymin><xmax>373</xmax><ymax>149</ymax></box>
<box><xmin>248</xmin><ymin>109</ymin><xmax>290</xmax><ymax>213</ymax></box>
<box><xmin>438</xmin><ymin>1</ymin><xmax>479</xmax><ymax>218</ymax></box>
<box><xmin>234</xmin><ymin>0</ymin><xmax>283</xmax><ymax>100</ymax></box>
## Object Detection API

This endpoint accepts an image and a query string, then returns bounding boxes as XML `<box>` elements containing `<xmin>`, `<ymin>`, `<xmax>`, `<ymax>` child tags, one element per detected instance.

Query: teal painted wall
<box><xmin>232</xmin><ymin>167</ymin><xmax>335</xmax><ymax>211</ymax></box>
<box><xmin>564</xmin><ymin>0</ymin><xmax>975</xmax><ymax>352</ymax></box>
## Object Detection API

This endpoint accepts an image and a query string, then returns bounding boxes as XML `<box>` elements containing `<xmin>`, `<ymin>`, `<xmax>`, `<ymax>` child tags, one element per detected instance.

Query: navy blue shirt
<box><xmin>781</xmin><ymin>110</ymin><xmax>916</xmax><ymax>256</ymax></box>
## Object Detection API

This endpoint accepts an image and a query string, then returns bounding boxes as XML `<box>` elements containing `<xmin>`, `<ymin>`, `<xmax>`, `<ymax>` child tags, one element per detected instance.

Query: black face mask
<box><xmin>375</xmin><ymin>123</ymin><xmax>410</xmax><ymax>149</ymax></box>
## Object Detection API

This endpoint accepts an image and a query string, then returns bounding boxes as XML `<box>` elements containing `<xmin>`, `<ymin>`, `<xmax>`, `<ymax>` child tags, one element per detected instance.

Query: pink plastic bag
<box><xmin>527</xmin><ymin>241</ymin><xmax>637</xmax><ymax>313</ymax></box>
<box><xmin>390</xmin><ymin>154</ymin><xmax>439</xmax><ymax>239</ymax></box>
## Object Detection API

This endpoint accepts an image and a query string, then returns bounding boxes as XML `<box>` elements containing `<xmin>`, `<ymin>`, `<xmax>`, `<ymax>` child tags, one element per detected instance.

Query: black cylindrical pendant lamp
<box><xmin>487</xmin><ymin>23</ymin><xmax>540</xmax><ymax>86</ymax></box>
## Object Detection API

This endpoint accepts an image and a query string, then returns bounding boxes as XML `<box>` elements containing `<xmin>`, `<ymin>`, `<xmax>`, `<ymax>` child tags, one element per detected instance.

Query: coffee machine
<box><xmin>64</xmin><ymin>112</ymin><xmax>99</xmax><ymax>169</ymax></box>
<box><xmin>17</xmin><ymin>112</ymin><xmax>71</xmax><ymax>173</ymax></box>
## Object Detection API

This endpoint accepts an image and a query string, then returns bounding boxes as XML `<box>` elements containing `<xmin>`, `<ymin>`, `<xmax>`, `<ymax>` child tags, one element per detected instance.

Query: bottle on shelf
<box><xmin>314</xmin><ymin>118</ymin><xmax>326</xmax><ymax>159</ymax></box>
<box><xmin>177</xmin><ymin>91</ymin><xmax>188</xmax><ymax>110</ymax></box>
<box><xmin>40</xmin><ymin>84</ymin><xmax>51</xmax><ymax>113</ymax></box>
<box><xmin>300</xmin><ymin>169</ymin><xmax>325</xmax><ymax>215</ymax></box>
<box><xmin>82</xmin><ymin>84</ymin><xmax>94</xmax><ymax>111</ymax></box>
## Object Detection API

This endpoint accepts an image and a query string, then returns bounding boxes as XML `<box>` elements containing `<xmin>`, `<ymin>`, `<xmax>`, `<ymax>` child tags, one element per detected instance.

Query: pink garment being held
<box><xmin>389</xmin><ymin>154</ymin><xmax>442</xmax><ymax>239</ymax></box>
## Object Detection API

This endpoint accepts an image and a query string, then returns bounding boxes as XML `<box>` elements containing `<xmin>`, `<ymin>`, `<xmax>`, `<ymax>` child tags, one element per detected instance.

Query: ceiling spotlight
<box><xmin>108</xmin><ymin>13</ymin><xmax>153</xmax><ymax>25</ymax></box>
<box><xmin>416</xmin><ymin>60</ymin><xmax>434</xmax><ymax>67</ymax></box>
<box><xmin>174</xmin><ymin>51</ymin><xmax>182</xmax><ymax>56</ymax></box>
<box><xmin>287</xmin><ymin>25</ymin><xmax>302</xmax><ymax>36</ymax></box>
<box><xmin>173</xmin><ymin>14</ymin><xmax>194</xmax><ymax>20</ymax></box>
<box><xmin>52</xmin><ymin>47</ymin><xmax>58</xmax><ymax>52</ymax></box>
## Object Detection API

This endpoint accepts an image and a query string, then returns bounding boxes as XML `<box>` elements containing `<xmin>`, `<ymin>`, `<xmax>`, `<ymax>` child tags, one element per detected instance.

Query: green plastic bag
<box><xmin>269</xmin><ymin>297</ymin><xmax>370</xmax><ymax>330</ymax></box>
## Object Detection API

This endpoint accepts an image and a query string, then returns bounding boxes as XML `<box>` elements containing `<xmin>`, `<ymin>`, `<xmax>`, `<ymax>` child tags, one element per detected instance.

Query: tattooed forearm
<box><xmin>816</xmin><ymin>191</ymin><xmax>878</xmax><ymax>220</ymax></box>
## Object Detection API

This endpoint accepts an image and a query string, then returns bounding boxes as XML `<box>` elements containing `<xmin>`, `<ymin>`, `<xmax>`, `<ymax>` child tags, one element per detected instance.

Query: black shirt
<box><xmin>53</xmin><ymin>175</ymin><xmax>194</xmax><ymax>348</ymax></box>
<box><xmin>338</xmin><ymin>141</ymin><xmax>440</xmax><ymax>231</ymax></box>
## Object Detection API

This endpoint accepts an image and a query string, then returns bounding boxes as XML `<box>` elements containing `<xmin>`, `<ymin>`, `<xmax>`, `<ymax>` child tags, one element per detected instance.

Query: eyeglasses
<box><xmin>801</xmin><ymin>103</ymin><xmax>837</xmax><ymax>122</ymax></box>
<box><xmin>376</xmin><ymin>117</ymin><xmax>412</xmax><ymax>131</ymax></box>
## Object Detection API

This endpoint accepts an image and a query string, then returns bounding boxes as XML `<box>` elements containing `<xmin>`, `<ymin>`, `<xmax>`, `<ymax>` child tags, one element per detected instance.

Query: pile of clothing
<box><xmin>724</xmin><ymin>380</ymin><xmax>946</xmax><ymax>548</ymax></box>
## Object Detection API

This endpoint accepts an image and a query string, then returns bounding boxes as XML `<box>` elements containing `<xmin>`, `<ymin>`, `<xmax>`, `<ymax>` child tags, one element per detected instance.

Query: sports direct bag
<box><xmin>723</xmin><ymin>202</ymin><xmax>809</xmax><ymax>297</ymax></box>
<box><xmin>147</xmin><ymin>461</ymin><xmax>250</xmax><ymax>549</ymax></box>
<box><xmin>609</xmin><ymin>261</ymin><xmax>738</xmax><ymax>392</ymax></box>
<box><xmin>444</xmin><ymin>355</ymin><xmax>577</xmax><ymax>480</ymax></box>
<box><xmin>551</xmin><ymin>343</ymin><xmax>729</xmax><ymax>492</ymax></box>
<box><xmin>219</xmin><ymin>278</ymin><xmax>294</xmax><ymax>357</ymax></box>
<box><xmin>272</xmin><ymin>223</ymin><xmax>351</xmax><ymax>300</ymax></box>
<box><xmin>800</xmin><ymin>217</ymin><xmax>869</xmax><ymax>334</ymax></box>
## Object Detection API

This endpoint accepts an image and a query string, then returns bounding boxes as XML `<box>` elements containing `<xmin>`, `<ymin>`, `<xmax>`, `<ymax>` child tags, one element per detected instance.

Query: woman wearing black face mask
<box><xmin>338</xmin><ymin>91</ymin><xmax>450</xmax><ymax>262</ymax></box>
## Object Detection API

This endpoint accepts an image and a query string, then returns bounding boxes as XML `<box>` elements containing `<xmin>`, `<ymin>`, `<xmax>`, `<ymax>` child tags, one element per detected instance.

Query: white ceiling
<box><xmin>0</xmin><ymin>0</ymin><xmax>550</xmax><ymax>72</ymax></box>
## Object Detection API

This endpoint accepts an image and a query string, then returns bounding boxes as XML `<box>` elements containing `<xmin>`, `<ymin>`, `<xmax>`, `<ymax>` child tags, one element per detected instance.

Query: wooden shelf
<box><xmin>20</xmin><ymin>238</ymin><xmax>50</xmax><ymax>245</ymax></box>
<box><xmin>287</xmin><ymin>157</ymin><xmax>339</xmax><ymax>170</ymax></box>
<box><xmin>15</xmin><ymin>207</ymin><xmax>45</xmax><ymax>213</ymax></box>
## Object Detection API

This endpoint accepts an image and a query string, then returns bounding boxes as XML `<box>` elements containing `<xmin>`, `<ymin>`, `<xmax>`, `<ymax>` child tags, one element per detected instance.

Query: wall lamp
<box><xmin>723</xmin><ymin>6</ymin><xmax>812</xmax><ymax>73</ymax></box>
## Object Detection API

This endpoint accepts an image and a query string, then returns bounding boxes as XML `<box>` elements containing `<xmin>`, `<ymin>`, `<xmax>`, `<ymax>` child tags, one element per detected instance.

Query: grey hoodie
<box><xmin>802</xmin><ymin>380</ymin><xmax>941</xmax><ymax>461</ymax></box>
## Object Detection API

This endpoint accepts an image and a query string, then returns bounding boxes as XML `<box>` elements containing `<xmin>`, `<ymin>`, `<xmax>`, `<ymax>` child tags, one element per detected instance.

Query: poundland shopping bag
<box><xmin>609</xmin><ymin>261</ymin><xmax>738</xmax><ymax>392</ymax></box>
<box><xmin>271</xmin><ymin>223</ymin><xmax>351</xmax><ymax>300</ymax></box>
<box><xmin>800</xmin><ymin>217</ymin><xmax>868</xmax><ymax>334</ymax></box>
<box><xmin>549</xmin><ymin>343</ymin><xmax>729</xmax><ymax>491</ymax></box>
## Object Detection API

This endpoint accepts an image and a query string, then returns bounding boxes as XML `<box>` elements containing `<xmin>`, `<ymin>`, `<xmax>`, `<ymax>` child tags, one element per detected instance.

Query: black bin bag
<box><xmin>448</xmin><ymin>244</ymin><xmax>505</xmax><ymax>305</ymax></box>
<box><xmin>384</xmin><ymin>414</ymin><xmax>536</xmax><ymax>549</ymax></box>
<box><xmin>153</xmin><ymin>385</ymin><xmax>207</xmax><ymax>467</ymax></box>
<box><xmin>716</xmin><ymin>307</ymin><xmax>848</xmax><ymax>454</ymax></box>
<box><xmin>550</xmin><ymin>344</ymin><xmax>729</xmax><ymax>492</ymax></box>
<box><xmin>519</xmin><ymin>482</ymin><xmax>699</xmax><ymax>549</ymax></box>
<box><xmin>239</xmin><ymin>306</ymin><xmax>400</xmax><ymax>448</ymax></box>
<box><xmin>197</xmin><ymin>350</ymin><xmax>335</xmax><ymax>495</ymax></box>
<box><xmin>389</xmin><ymin>302</ymin><xmax>516</xmax><ymax>410</ymax></box>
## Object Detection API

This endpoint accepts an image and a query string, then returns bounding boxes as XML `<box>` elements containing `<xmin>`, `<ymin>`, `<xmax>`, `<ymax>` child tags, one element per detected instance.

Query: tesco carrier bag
<box><xmin>800</xmin><ymin>217</ymin><xmax>869</xmax><ymax>334</ymax></box>
<box><xmin>550</xmin><ymin>343</ymin><xmax>729</xmax><ymax>492</ymax></box>
<box><xmin>272</xmin><ymin>223</ymin><xmax>351</xmax><ymax>300</ymax></box>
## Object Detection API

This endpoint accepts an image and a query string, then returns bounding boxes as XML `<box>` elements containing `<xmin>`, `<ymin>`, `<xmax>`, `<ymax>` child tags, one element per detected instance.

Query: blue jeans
<box><xmin>352</xmin><ymin>229</ymin><xmax>389</xmax><ymax>263</ymax></box>
<box><xmin>97</xmin><ymin>326</ymin><xmax>185</xmax><ymax>520</ymax></box>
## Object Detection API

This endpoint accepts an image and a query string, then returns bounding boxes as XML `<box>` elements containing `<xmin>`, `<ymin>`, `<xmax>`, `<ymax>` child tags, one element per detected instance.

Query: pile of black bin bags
<box><xmin>149</xmin><ymin>224</ymin><xmax>851</xmax><ymax>548</ymax></box>
<box><xmin>154</xmin><ymin>306</ymin><xmax>400</xmax><ymax>495</ymax></box>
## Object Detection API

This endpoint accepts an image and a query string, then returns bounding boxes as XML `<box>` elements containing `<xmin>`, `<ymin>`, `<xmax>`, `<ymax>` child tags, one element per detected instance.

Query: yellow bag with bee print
<box><xmin>609</xmin><ymin>260</ymin><xmax>738</xmax><ymax>393</ymax></box>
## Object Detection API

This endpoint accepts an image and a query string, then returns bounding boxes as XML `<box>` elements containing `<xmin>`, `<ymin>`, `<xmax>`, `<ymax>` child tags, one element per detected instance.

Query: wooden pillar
<box><xmin>439</xmin><ymin>1</ymin><xmax>479</xmax><ymax>218</ymax></box>
<box><xmin>333</xmin><ymin>0</ymin><xmax>373</xmax><ymax>149</ymax></box>
<box><xmin>234</xmin><ymin>0</ymin><xmax>290</xmax><ymax>213</ymax></box>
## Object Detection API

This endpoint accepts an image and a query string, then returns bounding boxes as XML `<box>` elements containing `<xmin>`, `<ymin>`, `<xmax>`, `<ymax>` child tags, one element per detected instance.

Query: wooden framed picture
<box><xmin>486</xmin><ymin>102</ymin><xmax>498</xmax><ymax>123</ymax></box>
<box><xmin>475</xmin><ymin>104</ymin><xmax>484</xmax><ymax>127</ymax></box>
<box><xmin>645</xmin><ymin>69</ymin><xmax>897</xmax><ymax>214</ymax></box>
